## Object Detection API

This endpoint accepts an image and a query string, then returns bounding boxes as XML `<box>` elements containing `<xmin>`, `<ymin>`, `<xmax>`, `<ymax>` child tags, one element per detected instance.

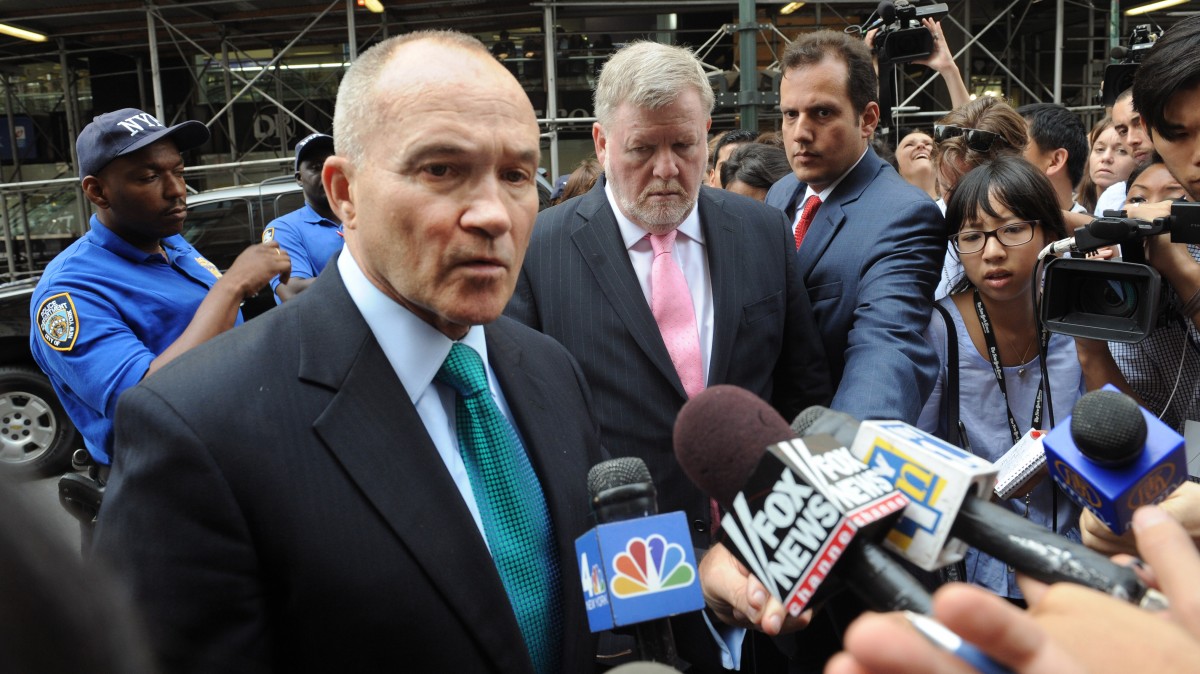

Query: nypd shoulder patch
<box><xmin>195</xmin><ymin>256</ymin><xmax>222</xmax><ymax>278</ymax></box>
<box><xmin>37</xmin><ymin>292</ymin><xmax>80</xmax><ymax>352</ymax></box>
<box><xmin>262</xmin><ymin>227</ymin><xmax>275</xmax><ymax>243</ymax></box>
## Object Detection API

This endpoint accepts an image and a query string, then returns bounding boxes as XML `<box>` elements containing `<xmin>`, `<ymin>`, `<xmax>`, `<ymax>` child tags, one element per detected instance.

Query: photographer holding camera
<box><xmin>1052</xmin><ymin>18</ymin><xmax>1200</xmax><ymax>435</ymax></box>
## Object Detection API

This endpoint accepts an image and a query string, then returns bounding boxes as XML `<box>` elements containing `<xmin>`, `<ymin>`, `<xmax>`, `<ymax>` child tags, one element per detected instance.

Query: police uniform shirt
<box><xmin>262</xmin><ymin>203</ymin><xmax>343</xmax><ymax>304</ymax></box>
<box><xmin>30</xmin><ymin>214</ymin><xmax>231</xmax><ymax>465</ymax></box>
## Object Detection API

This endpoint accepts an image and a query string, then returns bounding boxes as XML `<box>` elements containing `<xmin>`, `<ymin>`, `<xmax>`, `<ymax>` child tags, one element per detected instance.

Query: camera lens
<box><xmin>1078</xmin><ymin>279</ymin><xmax>1139</xmax><ymax>317</ymax></box>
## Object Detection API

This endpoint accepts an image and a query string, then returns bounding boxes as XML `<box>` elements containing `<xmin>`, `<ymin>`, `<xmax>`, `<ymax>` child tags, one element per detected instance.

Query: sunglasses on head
<box><xmin>933</xmin><ymin>124</ymin><xmax>1007</xmax><ymax>153</ymax></box>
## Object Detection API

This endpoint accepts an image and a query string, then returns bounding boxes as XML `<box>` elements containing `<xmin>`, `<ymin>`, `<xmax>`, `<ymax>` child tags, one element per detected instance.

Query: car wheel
<box><xmin>0</xmin><ymin>365</ymin><xmax>78</xmax><ymax>477</ymax></box>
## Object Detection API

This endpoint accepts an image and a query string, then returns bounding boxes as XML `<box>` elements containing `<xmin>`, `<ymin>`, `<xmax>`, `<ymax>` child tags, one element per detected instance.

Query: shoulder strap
<box><xmin>932</xmin><ymin>303</ymin><xmax>962</xmax><ymax>446</ymax></box>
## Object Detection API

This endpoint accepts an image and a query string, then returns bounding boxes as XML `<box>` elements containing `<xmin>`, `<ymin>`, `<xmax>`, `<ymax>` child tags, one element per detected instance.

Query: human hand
<box><xmin>699</xmin><ymin>542</ymin><xmax>812</xmax><ymax>635</ymax></box>
<box><xmin>826</xmin><ymin>583</ymin><xmax>1087</xmax><ymax>674</ymax></box>
<box><xmin>1081</xmin><ymin>482</ymin><xmax>1200</xmax><ymax>557</ymax></box>
<box><xmin>1017</xmin><ymin>505</ymin><xmax>1200</xmax><ymax>672</ymax></box>
<box><xmin>913</xmin><ymin>20</ymin><xmax>954</xmax><ymax>73</ymax></box>
<box><xmin>220</xmin><ymin>241</ymin><xmax>291</xmax><ymax>301</ymax></box>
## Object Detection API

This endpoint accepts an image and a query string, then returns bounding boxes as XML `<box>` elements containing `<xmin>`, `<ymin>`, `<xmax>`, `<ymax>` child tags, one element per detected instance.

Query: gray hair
<box><xmin>593</xmin><ymin>41</ymin><xmax>715</xmax><ymax>128</ymax></box>
<box><xmin>333</xmin><ymin>30</ymin><xmax>489</xmax><ymax>165</ymax></box>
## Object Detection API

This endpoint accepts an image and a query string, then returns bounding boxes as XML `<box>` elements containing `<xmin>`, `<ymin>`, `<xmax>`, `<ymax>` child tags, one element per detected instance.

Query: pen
<box><xmin>903</xmin><ymin>611</ymin><xmax>1014</xmax><ymax>674</ymax></box>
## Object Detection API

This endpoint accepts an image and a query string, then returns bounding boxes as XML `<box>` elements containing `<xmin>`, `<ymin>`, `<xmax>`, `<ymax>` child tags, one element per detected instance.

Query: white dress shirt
<box><xmin>338</xmin><ymin>247</ymin><xmax>521</xmax><ymax>544</ymax></box>
<box><xmin>605</xmin><ymin>181</ymin><xmax>715</xmax><ymax>380</ymax></box>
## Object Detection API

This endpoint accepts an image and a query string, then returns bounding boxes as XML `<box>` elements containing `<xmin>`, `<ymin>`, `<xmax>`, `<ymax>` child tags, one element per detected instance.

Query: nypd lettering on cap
<box><xmin>115</xmin><ymin>111</ymin><xmax>164</xmax><ymax>137</ymax></box>
<box><xmin>37</xmin><ymin>293</ymin><xmax>80</xmax><ymax>352</ymax></box>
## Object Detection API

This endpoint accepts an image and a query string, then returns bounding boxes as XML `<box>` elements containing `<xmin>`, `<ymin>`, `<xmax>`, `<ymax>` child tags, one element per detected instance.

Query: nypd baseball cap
<box><xmin>294</xmin><ymin>133</ymin><xmax>334</xmax><ymax>172</ymax></box>
<box><xmin>76</xmin><ymin>108</ymin><xmax>209</xmax><ymax>180</ymax></box>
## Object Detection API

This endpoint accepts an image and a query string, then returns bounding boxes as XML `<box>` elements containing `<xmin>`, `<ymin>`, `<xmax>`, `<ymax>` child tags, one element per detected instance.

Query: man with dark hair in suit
<box><xmin>506</xmin><ymin>39</ymin><xmax>831</xmax><ymax>671</ymax></box>
<box><xmin>753</xmin><ymin>29</ymin><xmax>945</xmax><ymax>671</ymax></box>
<box><xmin>93</xmin><ymin>30</ymin><xmax>604</xmax><ymax>674</ymax></box>
<box><xmin>766</xmin><ymin>30</ymin><xmax>944</xmax><ymax>426</ymax></box>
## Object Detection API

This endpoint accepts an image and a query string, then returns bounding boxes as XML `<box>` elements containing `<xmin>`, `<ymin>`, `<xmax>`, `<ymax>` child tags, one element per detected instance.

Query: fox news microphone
<box><xmin>575</xmin><ymin>457</ymin><xmax>704</xmax><ymax>664</ymax></box>
<box><xmin>794</xmin><ymin>406</ymin><xmax>1167</xmax><ymax>610</ymax></box>
<box><xmin>672</xmin><ymin>385</ymin><xmax>932</xmax><ymax>617</ymax></box>
<box><xmin>1044</xmin><ymin>386</ymin><xmax>1188</xmax><ymax>535</ymax></box>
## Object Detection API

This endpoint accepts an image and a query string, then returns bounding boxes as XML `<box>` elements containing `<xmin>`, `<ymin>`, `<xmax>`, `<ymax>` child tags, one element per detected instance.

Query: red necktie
<box><xmin>793</xmin><ymin>195</ymin><xmax>822</xmax><ymax>250</ymax></box>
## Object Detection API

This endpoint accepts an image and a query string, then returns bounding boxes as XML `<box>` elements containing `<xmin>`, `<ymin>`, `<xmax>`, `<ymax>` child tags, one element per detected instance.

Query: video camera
<box><xmin>1041</xmin><ymin>202</ymin><xmax>1200</xmax><ymax>343</ymax></box>
<box><xmin>1100</xmin><ymin>23</ymin><xmax>1163</xmax><ymax>107</ymax></box>
<box><xmin>872</xmin><ymin>0</ymin><xmax>950</xmax><ymax>66</ymax></box>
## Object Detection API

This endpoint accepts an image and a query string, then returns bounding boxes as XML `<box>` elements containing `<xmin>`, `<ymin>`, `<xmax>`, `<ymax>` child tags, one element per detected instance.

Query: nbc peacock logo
<box><xmin>609</xmin><ymin>534</ymin><xmax>696</xmax><ymax>598</ymax></box>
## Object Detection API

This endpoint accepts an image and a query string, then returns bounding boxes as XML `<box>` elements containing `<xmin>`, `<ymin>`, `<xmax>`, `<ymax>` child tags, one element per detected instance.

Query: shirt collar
<box><xmin>804</xmin><ymin>147</ymin><xmax>869</xmax><ymax>203</ymax></box>
<box><xmin>604</xmin><ymin>179</ymin><xmax>704</xmax><ymax>250</ymax></box>
<box><xmin>337</xmin><ymin>246</ymin><xmax>489</xmax><ymax>404</ymax></box>
<box><xmin>88</xmin><ymin>213</ymin><xmax>187</xmax><ymax>265</ymax></box>
<box><xmin>299</xmin><ymin>202</ymin><xmax>341</xmax><ymax>227</ymax></box>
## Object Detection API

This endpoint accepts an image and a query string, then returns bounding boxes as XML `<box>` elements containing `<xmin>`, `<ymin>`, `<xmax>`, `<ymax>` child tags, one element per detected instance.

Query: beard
<box><xmin>607</xmin><ymin>161</ymin><xmax>696</xmax><ymax>234</ymax></box>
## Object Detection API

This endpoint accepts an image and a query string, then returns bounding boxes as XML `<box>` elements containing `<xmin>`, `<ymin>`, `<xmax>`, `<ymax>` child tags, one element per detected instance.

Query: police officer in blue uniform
<box><xmin>29</xmin><ymin>107</ymin><xmax>290</xmax><ymax>475</ymax></box>
<box><xmin>262</xmin><ymin>132</ymin><xmax>343</xmax><ymax>303</ymax></box>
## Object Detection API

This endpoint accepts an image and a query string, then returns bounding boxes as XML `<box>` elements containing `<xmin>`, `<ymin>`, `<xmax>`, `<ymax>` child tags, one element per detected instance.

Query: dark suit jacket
<box><xmin>507</xmin><ymin>178</ymin><xmax>831</xmax><ymax>539</ymax></box>
<box><xmin>766</xmin><ymin>147</ymin><xmax>945</xmax><ymax>425</ymax></box>
<box><xmin>92</xmin><ymin>264</ymin><xmax>605</xmax><ymax>674</ymax></box>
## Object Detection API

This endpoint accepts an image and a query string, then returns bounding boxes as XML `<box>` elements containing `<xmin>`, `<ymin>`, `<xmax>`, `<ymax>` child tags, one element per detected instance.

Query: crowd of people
<box><xmin>10</xmin><ymin>11</ymin><xmax>1200</xmax><ymax>674</ymax></box>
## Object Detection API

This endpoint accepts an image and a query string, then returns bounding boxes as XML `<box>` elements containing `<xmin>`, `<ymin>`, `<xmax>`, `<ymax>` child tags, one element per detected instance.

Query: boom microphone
<box><xmin>795</xmin><ymin>406</ymin><xmax>1167</xmax><ymax>609</ymax></box>
<box><xmin>673</xmin><ymin>386</ymin><xmax>932</xmax><ymax>616</ymax></box>
<box><xmin>576</xmin><ymin>457</ymin><xmax>704</xmax><ymax>664</ymax></box>
<box><xmin>1043</xmin><ymin>386</ymin><xmax>1188</xmax><ymax>535</ymax></box>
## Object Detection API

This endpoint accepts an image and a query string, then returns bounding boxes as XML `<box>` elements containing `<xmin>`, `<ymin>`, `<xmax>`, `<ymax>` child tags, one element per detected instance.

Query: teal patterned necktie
<box><xmin>435</xmin><ymin>342</ymin><xmax>562</xmax><ymax>674</ymax></box>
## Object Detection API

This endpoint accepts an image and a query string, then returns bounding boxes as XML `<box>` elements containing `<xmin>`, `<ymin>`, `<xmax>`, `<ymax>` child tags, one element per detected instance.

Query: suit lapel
<box><xmin>570</xmin><ymin>179</ymin><xmax>687</xmax><ymax>397</ymax></box>
<box><xmin>698</xmin><ymin>188</ymin><xmax>738</xmax><ymax>387</ymax></box>
<box><xmin>301</xmin><ymin>269</ymin><xmax>533</xmax><ymax>674</ymax></box>
<box><xmin>796</xmin><ymin>149</ymin><xmax>885</xmax><ymax>279</ymax></box>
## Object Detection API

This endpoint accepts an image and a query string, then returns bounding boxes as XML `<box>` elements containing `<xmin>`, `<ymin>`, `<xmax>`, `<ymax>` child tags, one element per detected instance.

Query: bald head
<box><xmin>334</xmin><ymin>31</ymin><xmax>535</xmax><ymax>167</ymax></box>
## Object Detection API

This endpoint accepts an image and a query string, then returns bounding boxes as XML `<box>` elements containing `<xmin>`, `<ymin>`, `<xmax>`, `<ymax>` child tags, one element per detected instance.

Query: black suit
<box><xmin>506</xmin><ymin>179</ymin><xmax>831</xmax><ymax>670</ymax></box>
<box><xmin>93</xmin><ymin>263</ymin><xmax>605</xmax><ymax>674</ymax></box>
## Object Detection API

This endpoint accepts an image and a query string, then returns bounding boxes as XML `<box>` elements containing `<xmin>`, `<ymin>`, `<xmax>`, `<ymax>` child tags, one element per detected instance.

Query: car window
<box><xmin>271</xmin><ymin>191</ymin><xmax>305</xmax><ymax>223</ymax></box>
<box><xmin>183</xmin><ymin>198</ymin><xmax>255</xmax><ymax>271</ymax></box>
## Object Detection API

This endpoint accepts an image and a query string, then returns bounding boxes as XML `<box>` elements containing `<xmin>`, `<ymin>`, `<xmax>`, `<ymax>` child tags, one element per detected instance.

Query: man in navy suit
<box><xmin>93</xmin><ymin>31</ymin><xmax>604</xmax><ymax>673</ymax></box>
<box><xmin>506</xmin><ymin>40</ymin><xmax>831</xmax><ymax>670</ymax></box>
<box><xmin>766</xmin><ymin>30</ymin><xmax>944</xmax><ymax>426</ymax></box>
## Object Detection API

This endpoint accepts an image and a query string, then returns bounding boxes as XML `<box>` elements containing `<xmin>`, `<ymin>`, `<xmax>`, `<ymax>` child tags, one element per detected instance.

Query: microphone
<box><xmin>575</xmin><ymin>457</ymin><xmax>704</xmax><ymax>664</ymax></box>
<box><xmin>1043</xmin><ymin>386</ymin><xmax>1188</xmax><ymax>535</ymax></box>
<box><xmin>673</xmin><ymin>385</ymin><xmax>932</xmax><ymax>616</ymax></box>
<box><xmin>795</xmin><ymin>406</ymin><xmax>1167</xmax><ymax>609</ymax></box>
<box><xmin>861</xmin><ymin>0</ymin><xmax>896</xmax><ymax>32</ymax></box>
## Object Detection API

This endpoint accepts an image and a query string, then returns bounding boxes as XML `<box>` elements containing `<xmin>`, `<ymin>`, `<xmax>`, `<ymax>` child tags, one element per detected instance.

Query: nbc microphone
<box><xmin>672</xmin><ymin>385</ymin><xmax>932</xmax><ymax>617</ymax></box>
<box><xmin>794</xmin><ymin>405</ymin><xmax>1166</xmax><ymax>609</ymax></box>
<box><xmin>576</xmin><ymin>457</ymin><xmax>704</xmax><ymax>665</ymax></box>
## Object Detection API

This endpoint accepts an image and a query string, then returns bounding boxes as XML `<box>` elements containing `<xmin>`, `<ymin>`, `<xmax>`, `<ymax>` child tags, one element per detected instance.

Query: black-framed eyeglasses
<box><xmin>933</xmin><ymin>124</ymin><xmax>1008</xmax><ymax>153</ymax></box>
<box><xmin>949</xmin><ymin>220</ymin><xmax>1038</xmax><ymax>254</ymax></box>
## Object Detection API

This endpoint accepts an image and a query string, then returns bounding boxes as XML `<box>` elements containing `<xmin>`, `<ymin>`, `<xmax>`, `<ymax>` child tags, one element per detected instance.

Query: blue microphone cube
<box><xmin>575</xmin><ymin>512</ymin><xmax>705</xmax><ymax>632</ymax></box>
<box><xmin>1043</xmin><ymin>385</ymin><xmax>1187</xmax><ymax>534</ymax></box>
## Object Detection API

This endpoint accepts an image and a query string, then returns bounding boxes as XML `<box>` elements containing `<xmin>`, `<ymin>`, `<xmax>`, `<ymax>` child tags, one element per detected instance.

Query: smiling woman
<box><xmin>895</xmin><ymin>130</ymin><xmax>937</xmax><ymax>200</ymax></box>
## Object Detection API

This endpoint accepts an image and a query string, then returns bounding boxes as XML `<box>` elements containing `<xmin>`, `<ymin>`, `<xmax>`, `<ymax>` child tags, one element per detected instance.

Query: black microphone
<box><xmin>795</xmin><ymin>406</ymin><xmax>1167</xmax><ymax>610</ymax></box>
<box><xmin>672</xmin><ymin>386</ymin><xmax>932</xmax><ymax>616</ymax></box>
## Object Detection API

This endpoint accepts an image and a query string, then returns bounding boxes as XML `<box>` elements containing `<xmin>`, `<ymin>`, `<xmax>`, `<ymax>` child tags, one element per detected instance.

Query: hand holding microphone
<box><xmin>796</xmin><ymin>404</ymin><xmax>1166</xmax><ymax>609</ymax></box>
<box><xmin>830</xmin><ymin>505</ymin><xmax>1200</xmax><ymax>674</ymax></box>
<box><xmin>673</xmin><ymin>386</ymin><xmax>932</xmax><ymax>619</ymax></box>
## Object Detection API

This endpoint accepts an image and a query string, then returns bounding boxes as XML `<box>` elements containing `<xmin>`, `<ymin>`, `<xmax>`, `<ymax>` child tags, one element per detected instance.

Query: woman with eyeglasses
<box><xmin>917</xmin><ymin>156</ymin><xmax>1105</xmax><ymax>607</ymax></box>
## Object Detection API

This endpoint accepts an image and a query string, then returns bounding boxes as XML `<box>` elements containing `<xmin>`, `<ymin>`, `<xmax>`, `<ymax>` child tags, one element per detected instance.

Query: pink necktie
<box><xmin>794</xmin><ymin>195</ymin><xmax>822</xmax><ymax>250</ymax></box>
<box><xmin>648</xmin><ymin>231</ymin><xmax>704</xmax><ymax>399</ymax></box>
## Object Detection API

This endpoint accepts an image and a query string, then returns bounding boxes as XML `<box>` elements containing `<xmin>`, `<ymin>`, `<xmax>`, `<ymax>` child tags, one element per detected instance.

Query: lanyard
<box><xmin>973</xmin><ymin>289</ymin><xmax>1050</xmax><ymax>445</ymax></box>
